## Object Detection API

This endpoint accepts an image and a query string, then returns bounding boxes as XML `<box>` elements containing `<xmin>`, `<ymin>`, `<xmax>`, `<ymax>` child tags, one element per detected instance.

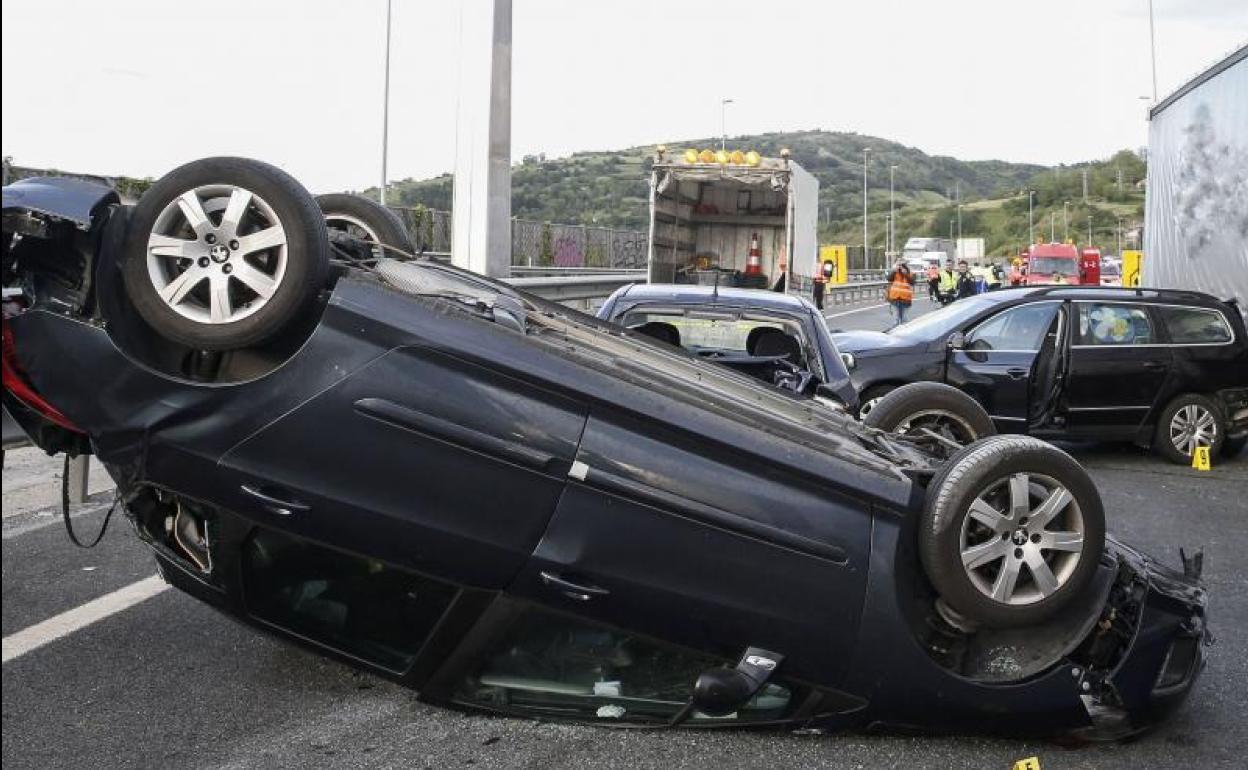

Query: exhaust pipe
<box><xmin>171</xmin><ymin>501</ymin><xmax>211</xmax><ymax>573</ymax></box>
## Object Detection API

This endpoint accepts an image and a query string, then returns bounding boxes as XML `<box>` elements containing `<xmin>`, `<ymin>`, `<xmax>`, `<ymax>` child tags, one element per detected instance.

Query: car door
<box><xmin>946</xmin><ymin>301</ymin><xmax>1062</xmax><ymax>431</ymax></box>
<box><xmin>1062</xmin><ymin>301</ymin><xmax>1172</xmax><ymax>436</ymax></box>
<box><xmin>216</xmin><ymin>341</ymin><xmax>588</xmax><ymax>590</ymax></box>
<box><xmin>506</xmin><ymin>406</ymin><xmax>875</xmax><ymax>690</ymax></box>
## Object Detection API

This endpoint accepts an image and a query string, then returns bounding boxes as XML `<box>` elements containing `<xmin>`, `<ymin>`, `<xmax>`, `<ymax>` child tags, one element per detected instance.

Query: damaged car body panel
<box><xmin>1</xmin><ymin>177</ymin><xmax>1210</xmax><ymax>737</ymax></box>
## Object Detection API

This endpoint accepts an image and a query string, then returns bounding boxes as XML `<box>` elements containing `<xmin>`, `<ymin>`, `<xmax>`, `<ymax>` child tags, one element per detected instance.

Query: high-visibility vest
<box><xmin>887</xmin><ymin>271</ymin><xmax>914</xmax><ymax>303</ymax></box>
<box><xmin>939</xmin><ymin>270</ymin><xmax>957</xmax><ymax>292</ymax></box>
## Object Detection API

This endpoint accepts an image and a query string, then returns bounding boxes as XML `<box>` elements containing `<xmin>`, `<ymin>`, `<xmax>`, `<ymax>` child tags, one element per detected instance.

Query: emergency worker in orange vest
<box><xmin>886</xmin><ymin>260</ymin><xmax>915</xmax><ymax>327</ymax></box>
<box><xmin>1009</xmin><ymin>260</ymin><xmax>1023</xmax><ymax>286</ymax></box>
<box><xmin>925</xmin><ymin>263</ymin><xmax>940</xmax><ymax>301</ymax></box>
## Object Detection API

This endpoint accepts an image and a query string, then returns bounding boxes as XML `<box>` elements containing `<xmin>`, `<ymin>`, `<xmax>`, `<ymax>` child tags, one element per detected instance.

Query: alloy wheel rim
<box><xmin>1169</xmin><ymin>404</ymin><xmax>1217</xmax><ymax>457</ymax></box>
<box><xmin>325</xmin><ymin>214</ymin><xmax>384</xmax><ymax>262</ymax></box>
<box><xmin>959</xmin><ymin>472</ymin><xmax>1085</xmax><ymax>606</ymax></box>
<box><xmin>146</xmin><ymin>185</ymin><xmax>288</xmax><ymax>325</ymax></box>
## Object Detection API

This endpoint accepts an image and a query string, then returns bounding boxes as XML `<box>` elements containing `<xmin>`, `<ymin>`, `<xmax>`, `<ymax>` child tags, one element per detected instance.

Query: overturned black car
<box><xmin>2</xmin><ymin>158</ymin><xmax>1210</xmax><ymax>737</ymax></box>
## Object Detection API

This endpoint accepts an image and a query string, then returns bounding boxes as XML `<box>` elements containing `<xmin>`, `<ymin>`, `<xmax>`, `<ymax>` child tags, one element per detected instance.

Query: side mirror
<box><xmin>691</xmin><ymin>669</ymin><xmax>757</xmax><ymax>717</ymax></box>
<box><xmin>839</xmin><ymin>351</ymin><xmax>856</xmax><ymax>371</ymax></box>
<box><xmin>689</xmin><ymin>647</ymin><xmax>783</xmax><ymax>718</ymax></box>
<box><xmin>947</xmin><ymin>332</ymin><xmax>966</xmax><ymax>350</ymax></box>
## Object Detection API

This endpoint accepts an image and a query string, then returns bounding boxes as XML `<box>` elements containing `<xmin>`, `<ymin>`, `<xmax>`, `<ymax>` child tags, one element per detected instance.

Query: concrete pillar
<box><xmin>451</xmin><ymin>0</ymin><xmax>512</xmax><ymax>278</ymax></box>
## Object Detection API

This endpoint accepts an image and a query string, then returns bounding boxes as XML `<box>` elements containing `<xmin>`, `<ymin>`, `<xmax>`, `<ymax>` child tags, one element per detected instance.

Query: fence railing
<box><xmin>384</xmin><ymin>206</ymin><xmax>648</xmax><ymax>270</ymax></box>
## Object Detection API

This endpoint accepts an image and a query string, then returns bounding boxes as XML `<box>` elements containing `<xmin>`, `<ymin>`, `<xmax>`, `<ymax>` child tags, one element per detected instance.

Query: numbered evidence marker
<box><xmin>1011</xmin><ymin>758</ymin><xmax>1042</xmax><ymax>770</ymax></box>
<box><xmin>1193</xmin><ymin>446</ymin><xmax>1212</xmax><ymax>471</ymax></box>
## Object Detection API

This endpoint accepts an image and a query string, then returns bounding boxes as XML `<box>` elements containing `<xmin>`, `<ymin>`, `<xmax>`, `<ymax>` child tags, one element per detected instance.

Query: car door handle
<box><xmin>539</xmin><ymin>571</ymin><xmax>609</xmax><ymax>602</ymax></box>
<box><xmin>1142</xmin><ymin>361</ymin><xmax>1167</xmax><ymax>371</ymax></box>
<box><xmin>240</xmin><ymin>484</ymin><xmax>310</xmax><ymax>516</ymax></box>
<box><xmin>1006</xmin><ymin>367</ymin><xmax>1029</xmax><ymax>380</ymax></box>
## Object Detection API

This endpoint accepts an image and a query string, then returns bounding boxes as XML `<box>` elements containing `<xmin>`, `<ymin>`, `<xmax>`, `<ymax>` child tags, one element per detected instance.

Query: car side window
<box><xmin>1075</xmin><ymin>303</ymin><xmax>1155</xmax><ymax>345</ymax></box>
<box><xmin>454</xmin><ymin>606</ymin><xmax>803</xmax><ymax>725</ymax></box>
<box><xmin>1156</xmin><ymin>305</ymin><xmax>1233</xmax><ymax>344</ymax></box>
<box><xmin>965</xmin><ymin>303</ymin><xmax>1058</xmax><ymax>351</ymax></box>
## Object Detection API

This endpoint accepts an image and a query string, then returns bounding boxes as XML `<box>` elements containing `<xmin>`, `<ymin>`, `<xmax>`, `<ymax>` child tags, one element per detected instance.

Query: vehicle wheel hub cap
<box><xmin>145</xmin><ymin>184</ymin><xmax>289</xmax><ymax>325</ymax></box>
<box><xmin>959</xmin><ymin>472</ymin><xmax>1085</xmax><ymax>606</ymax></box>
<box><xmin>1169</xmin><ymin>404</ymin><xmax>1216</xmax><ymax>456</ymax></box>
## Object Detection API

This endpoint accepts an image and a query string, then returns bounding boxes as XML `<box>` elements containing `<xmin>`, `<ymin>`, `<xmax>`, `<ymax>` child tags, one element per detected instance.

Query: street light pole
<box><xmin>1028</xmin><ymin>190</ymin><xmax>1035</xmax><ymax>246</ymax></box>
<box><xmin>1063</xmin><ymin>201</ymin><xmax>1070</xmax><ymax>242</ymax></box>
<box><xmin>889</xmin><ymin>164</ymin><xmax>896</xmax><ymax>258</ymax></box>
<box><xmin>720</xmin><ymin>98</ymin><xmax>734</xmax><ymax>151</ymax></box>
<box><xmin>1148</xmin><ymin>0</ymin><xmax>1158</xmax><ymax>102</ymax></box>
<box><xmin>955</xmin><ymin>181</ymin><xmax>962</xmax><ymax>245</ymax></box>
<box><xmin>1088</xmin><ymin>215</ymin><xmax>1093</xmax><ymax>247</ymax></box>
<box><xmin>862</xmin><ymin>147</ymin><xmax>871</xmax><ymax>269</ymax></box>
<box><xmin>1117</xmin><ymin>217</ymin><xmax>1123</xmax><ymax>255</ymax></box>
<box><xmin>379</xmin><ymin>0</ymin><xmax>393</xmax><ymax>205</ymax></box>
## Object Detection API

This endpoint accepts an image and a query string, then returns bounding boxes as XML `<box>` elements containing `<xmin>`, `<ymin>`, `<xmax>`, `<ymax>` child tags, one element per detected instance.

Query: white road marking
<box><xmin>2</xmin><ymin>574</ymin><xmax>168</xmax><ymax>664</ymax></box>
<box><xmin>824</xmin><ymin>303</ymin><xmax>887</xmax><ymax>319</ymax></box>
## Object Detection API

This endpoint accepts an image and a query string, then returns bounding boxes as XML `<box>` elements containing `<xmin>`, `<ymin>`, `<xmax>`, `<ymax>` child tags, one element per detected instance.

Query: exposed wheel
<box><xmin>121</xmin><ymin>157</ymin><xmax>329</xmax><ymax>350</ymax></box>
<box><xmin>863</xmin><ymin>381</ymin><xmax>996</xmax><ymax>451</ymax></box>
<box><xmin>857</xmin><ymin>384</ymin><xmax>896</xmax><ymax>418</ymax></box>
<box><xmin>921</xmin><ymin>435</ymin><xmax>1105</xmax><ymax>628</ymax></box>
<box><xmin>316</xmin><ymin>193</ymin><xmax>413</xmax><ymax>264</ymax></box>
<box><xmin>1154</xmin><ymin>393</ymin><xmax>1224</xmax><ymax>465</ymax></box>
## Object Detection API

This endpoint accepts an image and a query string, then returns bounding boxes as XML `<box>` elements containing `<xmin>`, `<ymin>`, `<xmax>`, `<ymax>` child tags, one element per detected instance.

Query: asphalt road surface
<box><xmin>4</xmin><ymin>295</ymin><xmax>1246</xmax><ymax>770</ymax></box>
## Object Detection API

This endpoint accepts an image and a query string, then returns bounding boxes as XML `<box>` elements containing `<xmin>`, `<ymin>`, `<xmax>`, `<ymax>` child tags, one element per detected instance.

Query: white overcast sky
<box><xmin>3</xmin><ymin>0</ymin><xmax>1246</xmax><ymax>193</ymax></box>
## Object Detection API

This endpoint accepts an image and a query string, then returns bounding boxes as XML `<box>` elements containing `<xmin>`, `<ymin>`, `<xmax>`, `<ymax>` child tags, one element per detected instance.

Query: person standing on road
<box><xmin>938</xmin><ymin>259</ymin><xmax>958</xmax><ymax>305</ymax></box>
<box><xmin>925</xmin><ymin>263</ymin><xmax>940</xmax><ymax>301</ymax></box>
<box><xmin>812</xmin><ymin>258</ymin><xmax>833</xmax><ymax>310</ymax></box>
<box><xmin>886</xmin><ymin>260</ymin><xmax>915</xmax><ymax>326</ymax></box>
<box><xmin>955</xmin><ymin>260</ymin><xmax>977</xmax><ymax>300</ymax></box>
<box><xmin>1009</xmin><ymin>260</ymin><xmax>1023</xmax><ymax>286</ymax></box>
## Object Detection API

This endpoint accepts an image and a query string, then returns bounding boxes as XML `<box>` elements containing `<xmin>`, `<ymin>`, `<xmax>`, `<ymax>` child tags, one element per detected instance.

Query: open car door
<box><xmin>946</xmin><ymin>301</ymin><xmax>1063</xmax><ymax>432</ymax></box>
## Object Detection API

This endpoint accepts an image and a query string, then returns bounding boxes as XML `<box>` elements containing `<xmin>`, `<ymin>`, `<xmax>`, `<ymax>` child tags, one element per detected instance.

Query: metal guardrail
<box><xmin>826</xmin><ymin>281</ymin><xmax>887</xmax><ymax>305</ymax></box>
<box><xmin>504</xmin><ymin>274</ymin><xmax>638</xmax><ymax>302</ymax></box>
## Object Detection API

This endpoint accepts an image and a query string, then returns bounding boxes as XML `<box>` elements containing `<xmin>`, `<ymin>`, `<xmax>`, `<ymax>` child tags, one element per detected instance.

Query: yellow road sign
<box><xmin>1193</xmin><ymin>446</ymin><xmax>1212</xmax><ymax>471</ymax></box>
<box><xmin>1122</xmin><ymin>250</ymin><xmax>1144</xmax><ymax>287</ymax></box>
<box><xmin>1012</xmin><ymin>758</ymin><xmax>1042</xmax><ymax>770</ymax></box>
<box><xmin>820</xmin><ymin>244</ymin><xmax>848</xmax><ymax>285</ymax></box>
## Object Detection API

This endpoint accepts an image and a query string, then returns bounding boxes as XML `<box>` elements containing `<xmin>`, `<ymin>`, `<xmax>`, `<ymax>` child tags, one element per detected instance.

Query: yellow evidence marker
<box><xmin>1011</xmin><ymin>758</ymin><xmax>1042</xmax><ymax>770</ymax></box>
<box><xmin>1193</xmin><ymin>446</ymin><xmax>1212</xmax><ymax>471</ymax></box>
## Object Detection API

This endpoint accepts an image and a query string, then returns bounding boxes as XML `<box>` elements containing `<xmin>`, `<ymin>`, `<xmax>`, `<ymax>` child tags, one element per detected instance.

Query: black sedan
<box><xmin>1</xmin><ymin>159</ymin><xmax>1210</xmax><ymax>737</ymax></box>
<box><xmin>833</xmin><ymin>287</ymin><xmax>1248</xmax><ymax>464</ymax></box>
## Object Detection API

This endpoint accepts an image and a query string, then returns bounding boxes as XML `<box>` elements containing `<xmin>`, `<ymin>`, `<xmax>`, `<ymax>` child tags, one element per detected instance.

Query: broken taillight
<box><xmin>1</xmin><ymin>316</ymin><xmax>84</xmax><ymax>433</ymax></box>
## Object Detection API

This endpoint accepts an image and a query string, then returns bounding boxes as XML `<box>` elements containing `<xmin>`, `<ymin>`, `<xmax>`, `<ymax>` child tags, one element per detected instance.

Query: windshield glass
<box><xmin>1029</xmin><ymin>257</ymin><xmax>1078</xmax><ymax>275</ymax></box>
<box><xmin>889</xmin><ymin>295</ymin><xmax>998</xmax><ymax>338</ymax></box>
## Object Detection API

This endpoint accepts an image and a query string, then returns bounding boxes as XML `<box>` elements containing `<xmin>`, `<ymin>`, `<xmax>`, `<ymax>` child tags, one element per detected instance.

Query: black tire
<box><xmin>121</xmin><ymin>157</ymin><xmax>329</xmax><ymax>351</ymax></box>
<box><xmin>316</xmin><ymin>193</ymin><xmax>413</xmax><ymax>259</ymax></box>
<box><xmin>1153</xmin><ymin>393</ymin><xmax>1225</xmax><ymax>465</ymax></box>
<box><xmin>921</xmin><ymin>435</ymin><xmax>1106</xmax><ymax>628</ymax></box>
<box><xmin>863</xmin><ymin>381</ymin><xmax>996</xmax><ymax>446</ymax></box>
<box><xmin>857</xmin><ymin>384</ymin><xmax>897</xmax><ymax>418</ymax></box>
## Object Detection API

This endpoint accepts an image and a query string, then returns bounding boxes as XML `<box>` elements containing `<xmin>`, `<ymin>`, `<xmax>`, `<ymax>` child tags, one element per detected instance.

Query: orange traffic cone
<box><xmin>745</xmin><ymin>233</ymin><xmax>762</xmax><ymax>275</ymax></box>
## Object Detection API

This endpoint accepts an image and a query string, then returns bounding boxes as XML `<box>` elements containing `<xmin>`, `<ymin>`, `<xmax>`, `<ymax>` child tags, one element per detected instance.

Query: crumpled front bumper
<box><xmin>1074</xmin><ymin>538</ymin><xmax>1210</xmax><ymax>740</ymax></box>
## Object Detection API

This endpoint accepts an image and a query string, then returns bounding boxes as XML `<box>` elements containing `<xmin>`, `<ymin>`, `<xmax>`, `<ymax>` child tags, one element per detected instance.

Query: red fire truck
<box><xmin>1022</xmin><ymin>243</ymin><xmax>1099</xmax><ymax>285</ymax></box>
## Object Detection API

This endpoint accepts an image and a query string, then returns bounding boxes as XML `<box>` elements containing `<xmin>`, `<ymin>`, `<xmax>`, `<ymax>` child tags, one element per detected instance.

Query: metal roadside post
<box><xmin>66</xmin><ymin>455</ymin><xmax>89</xmax><ymax>503</ymax></box>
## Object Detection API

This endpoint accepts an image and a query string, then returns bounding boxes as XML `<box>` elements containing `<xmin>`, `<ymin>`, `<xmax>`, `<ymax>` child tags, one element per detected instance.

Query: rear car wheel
<box><xmin>121</xmin><ymin>157</ymin><xmax>329</xmax><ymax>350</ymax></box>
<box><xmin>921</xmin><ymin>436</ymin><xmax>1106</xmax><ymax>628</ymax></box>
<box><xmin>316</xmin><ymin>193</ymin><xmax>413</xmax><ymax>264</ymax></box>
<box><xmin>1155</xmin><ymin>394</ymin><xmax>1225</xmax><ymax>465</ymax></box>
<box><xmin>863</xmin><ymin>381</ymin><xmax>996</xmax><ymax>449</ymax></box>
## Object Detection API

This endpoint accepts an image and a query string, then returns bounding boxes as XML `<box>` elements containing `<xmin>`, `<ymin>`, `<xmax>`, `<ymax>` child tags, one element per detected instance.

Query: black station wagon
<box><xmin>833</xmin><ymin>287</ymin><xmax>1248</xmax><ymax>464</ymax></box>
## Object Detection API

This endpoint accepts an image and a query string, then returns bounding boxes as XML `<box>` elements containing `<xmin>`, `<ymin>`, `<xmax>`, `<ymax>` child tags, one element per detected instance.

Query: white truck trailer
<box><xmin>1144</xmin><ymin>44</ymin><xmax>1248</xmax><ymax>312</ymax></box>
<box><xmin>647</xmin><ymin>148</ymin><xmax>819</xmax><ymax>296</ymax></box>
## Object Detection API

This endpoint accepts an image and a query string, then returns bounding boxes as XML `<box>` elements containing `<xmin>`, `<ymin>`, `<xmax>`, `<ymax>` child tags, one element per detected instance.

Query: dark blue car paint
<box><xmin>2</xmin><ymin>178</ymin><xmax>1211</xmax><ymax>737</ymax></box>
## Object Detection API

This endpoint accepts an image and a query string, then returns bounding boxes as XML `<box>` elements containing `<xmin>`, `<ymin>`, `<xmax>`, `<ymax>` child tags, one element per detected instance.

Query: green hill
<box><xmin>371</xmin><ymin>130</ymin><xmax>1146</xmax><ymax>256</ymax></box>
